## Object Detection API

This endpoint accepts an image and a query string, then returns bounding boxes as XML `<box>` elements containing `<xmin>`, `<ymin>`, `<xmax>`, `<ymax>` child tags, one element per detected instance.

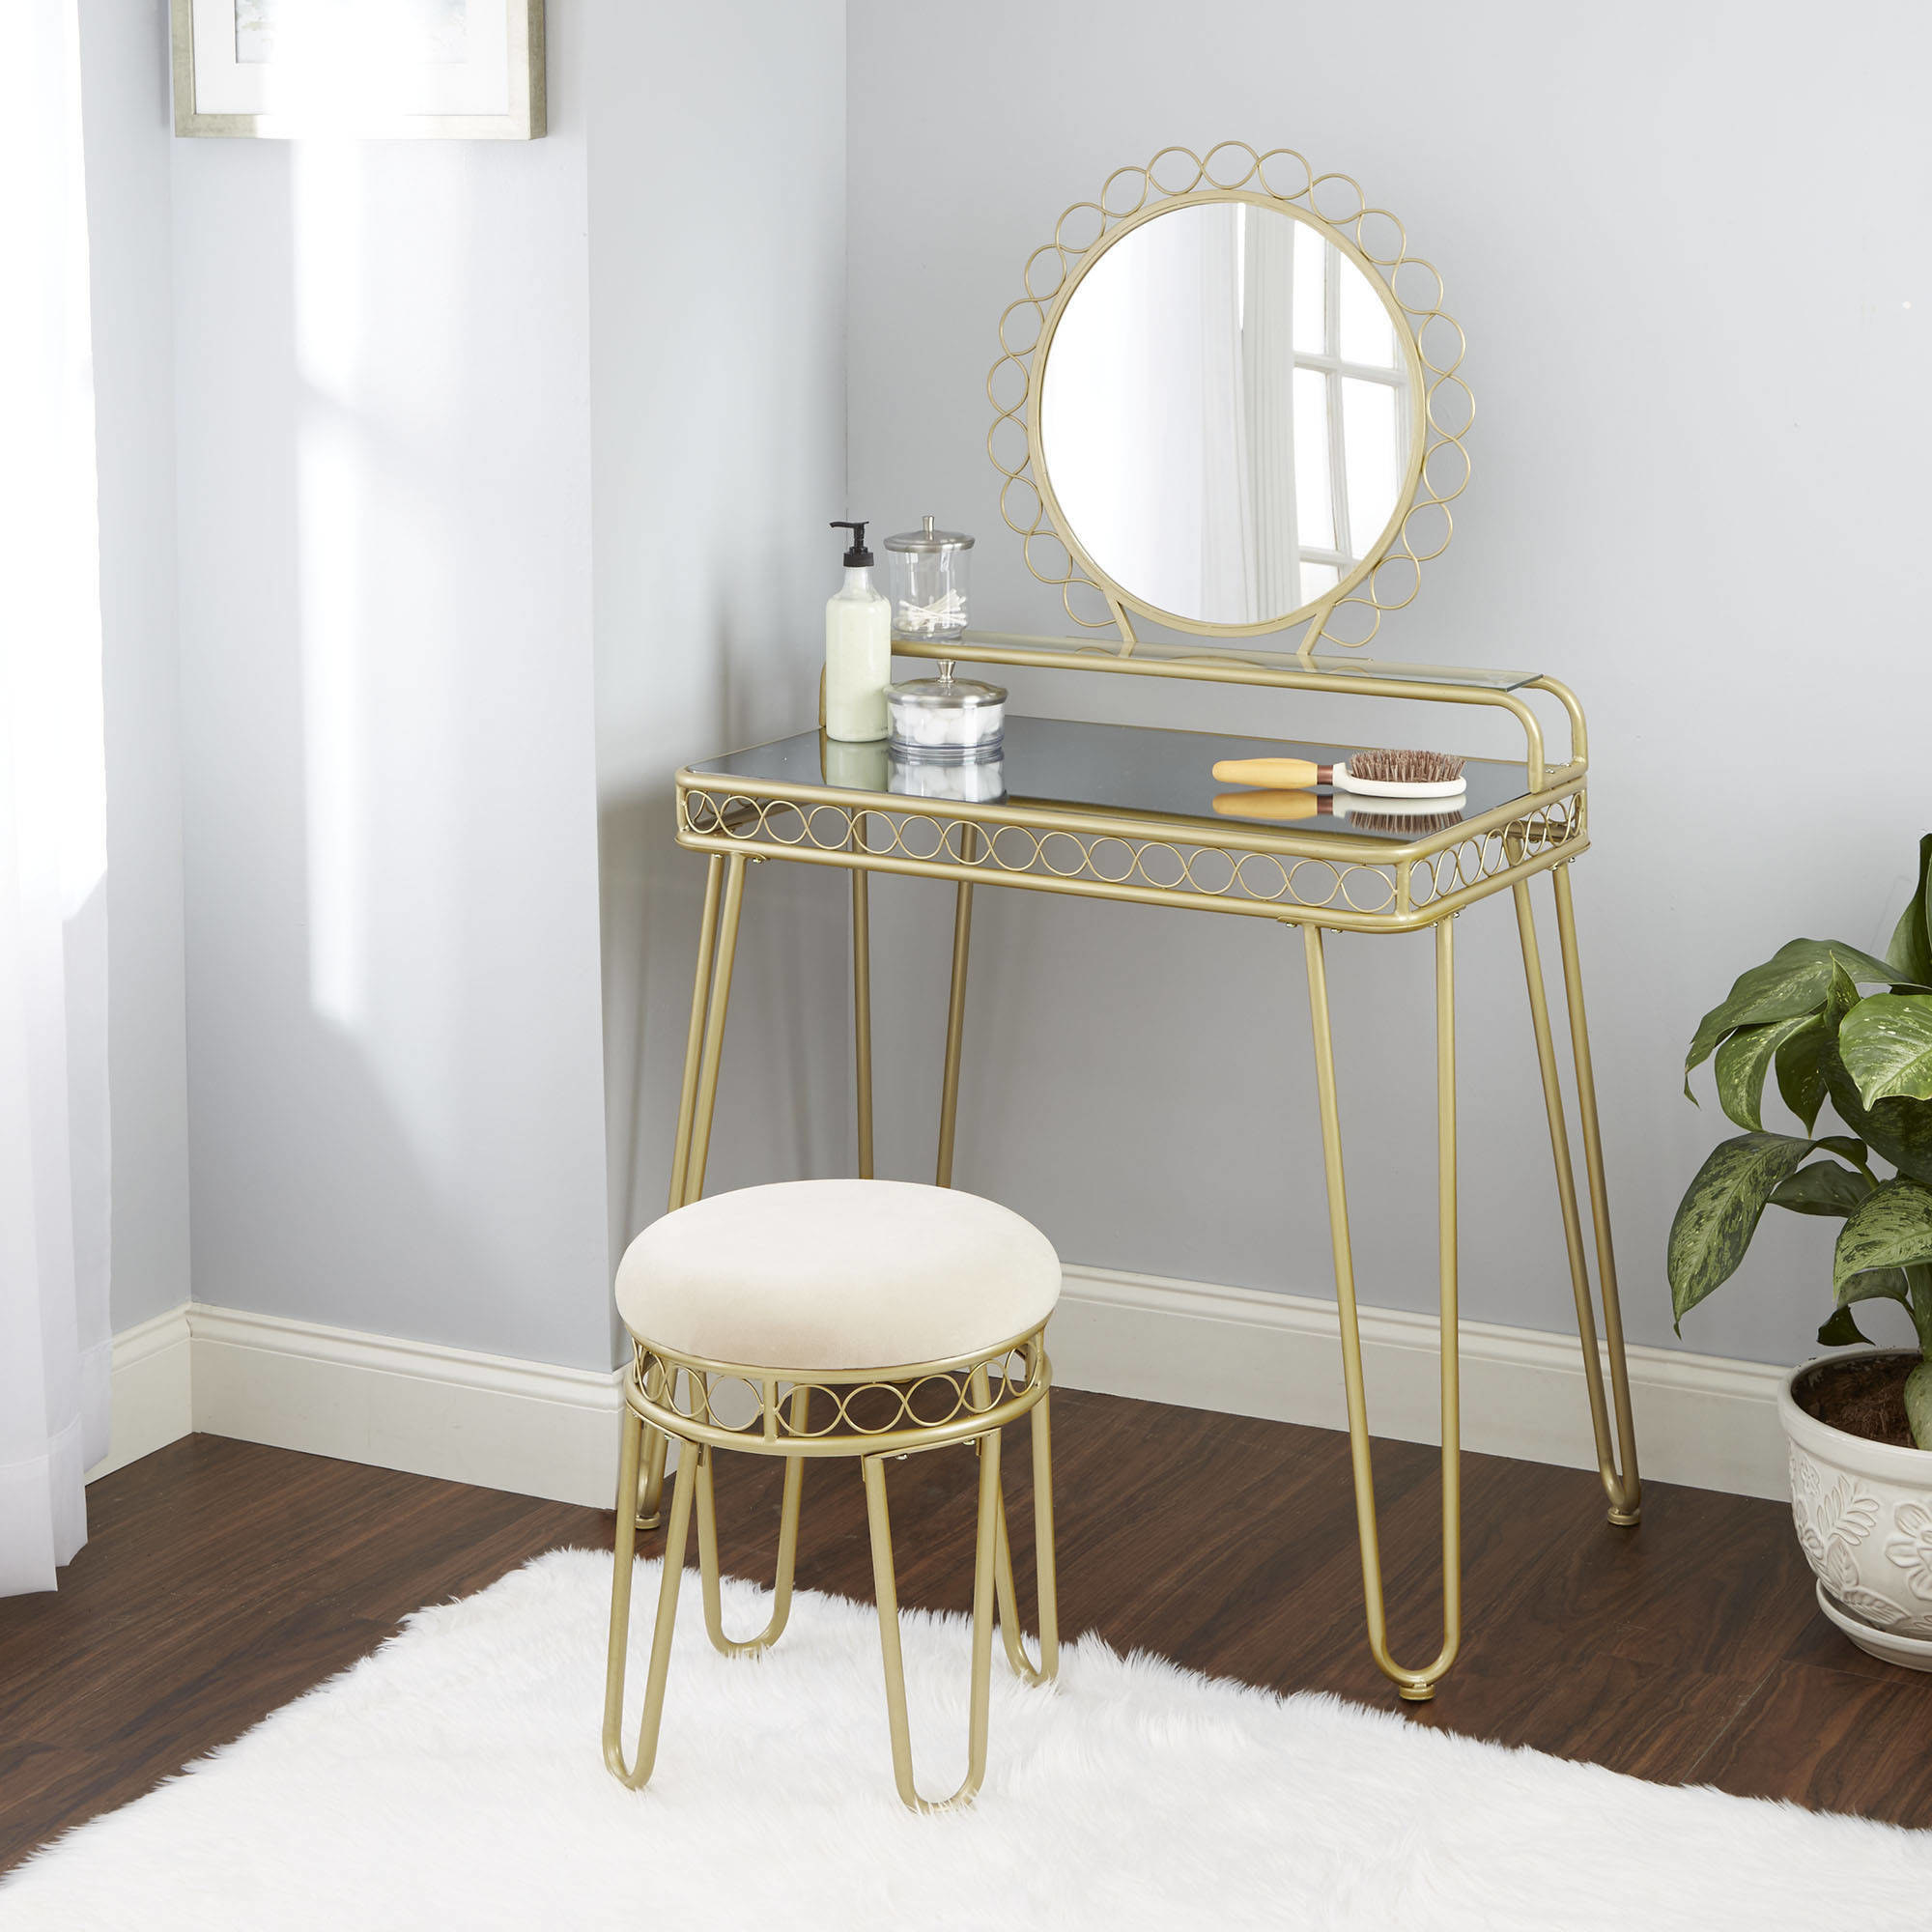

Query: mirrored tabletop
<box><xmin>687</xmin><ymin>717</ymin><xmax>1536</xmax><ymax>845</ymax></box>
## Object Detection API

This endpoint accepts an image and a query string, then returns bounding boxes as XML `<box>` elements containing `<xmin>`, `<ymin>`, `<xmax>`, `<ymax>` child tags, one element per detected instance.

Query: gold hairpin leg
<box><xmin>604</xmin><ymin>1404</ymin><xmax>699</xmax><ymax>1788</ymax></box>
<box><xmin>635</xmin><ymin>1423</ymin><xmax>670</xmax><ymax>1536</ymax></box>
<box><xmin>682</xmin><ymin>853</ymin><xmax>748</xmax><ymax>1208</ymax></box>
<box><xmin>640</xmin><ymin>852</ymin><xmax>746</xmax><ymax>1531</ymax></box>
<box><xmin>992</xmin><ymin>1392</ymin><xmax>1060</xmax><ymax>1686</ymax></box>
<box><xmin>935</xmin><ymin>825</ymin><xmax>979</xmax><ymax>1188</ymax></box>
<box><xmin>668</xmin><ymin>854</ymin><xmax>724</xmax><ymax>1215</ymax></box>
<box><xmin>1304</xmin><ymin>919</ymin><xmax>1461</xmax><ymax>1701</ymax></box>
<box><xmin>852</xmin><ymin>825</ymin><xmax>874</xmax><ymax>1180</ymax></box>
<box><xmin>694</xmin><ymin>1389</ymin><xmax>810</xmax><ymax>1656</ymax></box>
<box><xmin>1513</xmin><ymin>867</ymin><xmax>1641</xmax><ymax>1525</ymax></box>
<box><xmin>862</xmin><ymin>1424</ymin><xmax>1002</xmax><ymax>1812</ymax></box>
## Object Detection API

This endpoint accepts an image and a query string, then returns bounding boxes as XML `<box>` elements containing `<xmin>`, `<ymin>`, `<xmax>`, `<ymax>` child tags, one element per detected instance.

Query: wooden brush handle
<box><xmin>1210</xmin><ymin>756</ymin><xmax>1331</xmax><ymax>788</ymax></box>
<box><xmin>1212</xmin><ymin>788</ymin><xmax>1324</xmax><ymax>822</ymax></box>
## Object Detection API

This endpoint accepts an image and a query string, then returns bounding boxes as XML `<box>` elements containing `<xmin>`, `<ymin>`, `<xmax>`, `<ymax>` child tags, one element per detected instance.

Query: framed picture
<box><xmin>170</xmin><ymin>0</ymin><xmax>545</xmax><ymax>140</ymax></box>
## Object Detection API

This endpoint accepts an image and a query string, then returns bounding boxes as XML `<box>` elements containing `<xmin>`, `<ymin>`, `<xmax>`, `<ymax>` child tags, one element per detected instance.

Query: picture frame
<box><xmin>170</xmin><ymin>0</ymin><xmax>546</xmax><ymax>140</ymax></box>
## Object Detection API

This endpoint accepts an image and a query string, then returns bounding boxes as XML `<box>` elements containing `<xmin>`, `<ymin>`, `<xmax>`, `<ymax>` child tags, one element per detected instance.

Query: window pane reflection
<box><xmin>1293</xmin><ymin>366</ymin><xmax>1334</xmax><ymax>553</ymax></box>
<box><xmin>1342</xmin><ymin>378</ymin><xmax>1400</xmax><ymax>554</ymax></box>
<box><xmin>1338</xmin><ymin>258</ymin><xmax>1395</xmax><ymax>368</ymax></box>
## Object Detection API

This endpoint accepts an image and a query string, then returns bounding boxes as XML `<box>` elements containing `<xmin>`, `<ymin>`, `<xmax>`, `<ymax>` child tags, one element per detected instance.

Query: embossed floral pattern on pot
<box><xmin>1884</xmin><ymin>1501</ymin><xmax>1932</xmax><ymax>1605</ymax></box>
<box><xmin>1781</xmin><ymin>1353</ymin><xmax>1932</xmax><ymax>1660</ymax></box>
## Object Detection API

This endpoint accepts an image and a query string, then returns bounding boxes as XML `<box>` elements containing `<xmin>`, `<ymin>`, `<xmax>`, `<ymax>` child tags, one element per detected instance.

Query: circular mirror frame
<box><xmin>989</xmin><ymin>143</ymin><xmax>1471</xmax><ymax>648</ymax></box>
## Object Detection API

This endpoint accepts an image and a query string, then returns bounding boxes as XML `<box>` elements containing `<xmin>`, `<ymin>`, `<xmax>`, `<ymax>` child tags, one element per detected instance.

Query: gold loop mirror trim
<box><xmin>988</xmin><ymin>141</ymin><xmax>1471</xmax><ymax>651</ymax></box>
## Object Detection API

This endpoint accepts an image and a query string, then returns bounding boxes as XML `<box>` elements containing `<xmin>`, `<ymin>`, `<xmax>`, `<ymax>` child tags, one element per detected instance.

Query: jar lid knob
<box><xmin>923</xmin><ymin>515</ymin><xmax>936</xmax><ymax>538</ymax></box>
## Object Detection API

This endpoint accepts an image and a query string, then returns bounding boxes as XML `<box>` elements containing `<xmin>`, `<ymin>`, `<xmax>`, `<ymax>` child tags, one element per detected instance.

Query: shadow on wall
<box><xmin>597</xmin><ymin>788</ymin><xmax>855</xmax><ymax>1356</ymax></box>
<box><xmin>177</xmin><ymin>128</ymin><xmax>609</xmax><ymax>1369</ymax></box>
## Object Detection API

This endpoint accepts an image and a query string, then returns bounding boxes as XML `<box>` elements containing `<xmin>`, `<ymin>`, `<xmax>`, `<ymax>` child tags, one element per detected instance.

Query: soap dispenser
<box><xmin>824</xmin><ymin>520</ymin><xmax>891</xmax><ymax>743</ymax></box>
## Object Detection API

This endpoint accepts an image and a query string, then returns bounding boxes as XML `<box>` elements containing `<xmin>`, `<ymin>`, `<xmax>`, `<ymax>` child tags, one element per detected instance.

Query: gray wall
<box><xmin>78</xmin><ymin>0</ymin><xmax>191</xmax><ymax>1333</ymax></box>
<box><xmin>838</xmin><ymin>0</ymin><xmax>1932</xmax><ymax>1369</ymax></box>
<box><xmin>167</xmin><ymin>10</ymin><xmax>611</xmax><ymax>1367</ymax></box>
<box><xmin>82</xmin><ymin>0</ymin><xmax>848</xmax><ymax>1374</ymax></box>
<box><xmin>84</xmin><ymin>0</ymin><xmax>1932</xmax><ymax>1386</ymax></box>
<box><xmin>589</xmin><ymin>0</ymin><xmax>848</xmax><ymax>1303</ymax></box>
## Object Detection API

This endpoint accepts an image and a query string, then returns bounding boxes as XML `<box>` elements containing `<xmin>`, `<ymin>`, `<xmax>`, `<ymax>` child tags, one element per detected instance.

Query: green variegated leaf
<box><xmin>1775</xmin><ymin>1018</ymin><xmax>1831</xmax><ymax>1132</ymax></box>
<box><xmin>1817</xmin><ymin>1304</ymin><xmax>1872</xmax><ymax>1347</ymax></box>
<box><xmin>1771</xmin><ymin>1159</ymin><xmax>1873</xmax><ymax>1217</ymax></box>
<box><xmin>1684</xmin><ymin>940</ymin><xmax>1905</xmax><ymax>1099</ymax></box>
<box><xmin>1715</xmin><ymin>1015</ymin><xmax>1820</xmax><ymax>1132</ymax></box>
<box><xmin>1822</xmin><ymin>1037</ymin><xmax>1932</xmax><ymax>1183</ymax></box>
<box><xmin>1840</xmin><ymin>1266</ymin><xmax>1912</xmax><ymax>1307</ymax></box>
<box><xmin>1816</xmin><ymin>1134</ymin><xmax>1872</xmax><ymax>1171</ymax></box>
<box><xmin>1906</xmin><ymin>1360</ymin><xmax>1932</xmax><ymax>1454</ymax></box>
<box><xmin>1668</xmin><ymin>1133</ymin><xmax>1816</xmax><ymax>1327</ymax></box>
<box><xmin>1834</xmin><ymin>1180</ymin><xmax>1932</xmax><ymax>1301</ymax></box>
<box><xmin>1909</xmin><ymin>1265</ymin><xmax>1932</xmax><ymax>1359</ymax></box>
<box><xmin>1887</xmin><ymin>835</ymin><xmax>1932</xmax><ymax>988</ymax></box>
<box><xmin>1839</xmin><ymin>994</ymin><xmax>1932</xmax><ymax>1106</ymax></box>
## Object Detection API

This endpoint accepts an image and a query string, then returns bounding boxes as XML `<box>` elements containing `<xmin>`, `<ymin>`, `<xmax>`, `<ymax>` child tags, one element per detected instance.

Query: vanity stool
<box><xmin>601</xmin><ymin>1178</ymin><xmax>1062</xmax><ymax>1813</ymax></box>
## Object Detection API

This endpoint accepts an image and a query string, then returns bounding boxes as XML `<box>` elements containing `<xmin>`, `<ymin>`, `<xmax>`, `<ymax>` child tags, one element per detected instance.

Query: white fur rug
<box><xmin>4</xmin><ymin>1548</ymin><xmax>1928</xmax><ymax>1930</ymax></box>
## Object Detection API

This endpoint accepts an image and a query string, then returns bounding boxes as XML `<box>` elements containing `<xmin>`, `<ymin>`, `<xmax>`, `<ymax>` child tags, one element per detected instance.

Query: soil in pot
<box><xmin>1793</xmin><ymin>1350</ymin><xmax>1922</xmax><ymax>1448</ymax></box>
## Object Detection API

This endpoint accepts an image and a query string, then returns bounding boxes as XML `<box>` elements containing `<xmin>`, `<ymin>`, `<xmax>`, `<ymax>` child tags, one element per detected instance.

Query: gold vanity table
<box><xmin>647</xmin><ymin>144</ymin><xmax>1641</xmax><ymax>1702</ymax></box>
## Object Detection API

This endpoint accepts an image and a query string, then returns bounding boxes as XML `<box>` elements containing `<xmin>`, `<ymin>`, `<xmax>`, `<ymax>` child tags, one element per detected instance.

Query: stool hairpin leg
<box><xmin>639</xmin><ymin>852</ymin><xmax>747</xmax><ymax>1531</ymax></box>
<box><xmin>936</xmin><ymin>824</ymin><xmax>978</xmax><ymax>1188</ymax></box>
<box><xmin>992</xmin><ymin>1392</ymin><xmax>1060</xmax><ymax>1687</ymax></box>
<box><xmin>862</xmin><ymin>1422</ymin><xmax>1002</xmax><ymax>1812</ymax></box>
<box><xmin>1304</xmin><ymin>919</ymin><xmax>1461</xmax><ymax>1701</ymax></box>
<box><xmin>966</xmin><ymin>1362</ymin><xmax>1059</xmax><ymax>1687</ymax></box>
<box><xmin>604</xmin><ymin>1400</ymin><xmax>699</xmax><ymax>1788</ymax></box>
<box><xmin>695</xmin><ymin>1386</ymin><xmax>810</xmax><ymax>1656</ymax></box>
<box><xmin>1513</xmin><ymin>867</ymin><xmax>1641</xmax><ymax>1525</ymax></box>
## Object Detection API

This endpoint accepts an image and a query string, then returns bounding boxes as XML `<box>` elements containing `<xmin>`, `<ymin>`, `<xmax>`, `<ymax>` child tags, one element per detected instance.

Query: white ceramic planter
<box><xmin>1780</xmin><ymin>1348</ymin><xmax>1932</xmax><ymax>1670</ymax></box>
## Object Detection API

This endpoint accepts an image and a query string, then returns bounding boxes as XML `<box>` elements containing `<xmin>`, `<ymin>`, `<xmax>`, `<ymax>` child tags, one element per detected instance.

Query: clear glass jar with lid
<box><xmin>883</xmin><ymin>516</ymin><xmax>974</xmax><ymax>641</ymax></box>
<box><xmin>886</xmin><ymin>664</ymin><xmax>1006</xmax><ymax>758</ymax></box>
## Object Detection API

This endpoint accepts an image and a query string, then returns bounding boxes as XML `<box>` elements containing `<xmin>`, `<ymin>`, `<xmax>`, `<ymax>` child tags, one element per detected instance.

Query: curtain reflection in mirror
<box><xmin>1041</xmin><ymin>202</ymin><xmax>1411</xmax><ymax>627</ymax></box>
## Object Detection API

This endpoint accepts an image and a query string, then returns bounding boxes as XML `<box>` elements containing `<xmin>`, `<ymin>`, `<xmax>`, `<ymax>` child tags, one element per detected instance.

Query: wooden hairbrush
<box><xmin>1209</xmin><ymin>749</ymin><xmax>1466</xmax><ymax>798</ymax></box>
<box><xmin>1211</xmin><ymin>789</ymin><xmax>1466</xmax><ymax>837</ymax></box>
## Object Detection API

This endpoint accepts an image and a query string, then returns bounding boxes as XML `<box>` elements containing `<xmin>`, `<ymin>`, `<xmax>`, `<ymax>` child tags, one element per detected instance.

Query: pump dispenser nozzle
<box><xmin>830</xmin><ymin>520</ymin><xmax>873</xmax><ymax>567</ymax></box>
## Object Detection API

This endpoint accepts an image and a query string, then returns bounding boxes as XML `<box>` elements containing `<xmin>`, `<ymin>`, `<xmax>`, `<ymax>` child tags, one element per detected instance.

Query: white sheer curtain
<box><xmin>0</xmin><ymin>0</ymin><xmax>113</xmax><ymax>1598</ymax></box>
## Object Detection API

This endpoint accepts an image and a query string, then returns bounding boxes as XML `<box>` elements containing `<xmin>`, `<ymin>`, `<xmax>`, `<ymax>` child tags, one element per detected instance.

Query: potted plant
<box><xmin>1670</xmin><ymin>834</ymin><xmax>1932</xmax><ymax>1667</ymax></box>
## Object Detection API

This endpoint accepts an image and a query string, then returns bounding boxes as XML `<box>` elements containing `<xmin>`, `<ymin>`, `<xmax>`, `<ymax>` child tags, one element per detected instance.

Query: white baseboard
<box><xmin>85</xmin><ymin>1267</ymin><xmax>1794</xmax><ymax>1509</ymax></box>
<box><xmin>87</xmin><ymin>1304</ymin><xmax>193</xmax><ymax>1481</ymax></box>
<box><xmin>189</xmin><ymin>1306</ymin><xmax>626</xmax><ymax>1508</ymax></box>
<box><xmin>87</xmin><ymin>1302</ymin><xmax>624</xmax><ymax>1507</ymax></box>
<box><xmin>1054</xmin><ymin>1264</ymin><xmax>1791</xmax><ymax>1504</ymax></box>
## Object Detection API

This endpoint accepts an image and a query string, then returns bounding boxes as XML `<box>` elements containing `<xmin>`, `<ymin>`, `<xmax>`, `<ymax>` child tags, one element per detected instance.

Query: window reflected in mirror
<box><xmin>1040</xmin><ymin>202</ymin><xmax>1414</xmax><ymax>628</ymax></box>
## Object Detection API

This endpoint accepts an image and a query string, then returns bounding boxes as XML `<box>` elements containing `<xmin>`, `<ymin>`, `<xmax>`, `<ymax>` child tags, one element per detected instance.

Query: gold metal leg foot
<box><xmin>1303</xmin><ymin>921</ymin><xmax>1462</xmax><ymax>1701</ymax></box>
<box><xmin>863</xmin><ymin>1430</ymin><xmax>1001</xmax><ymax>1812</ymax></box>
<box><xmin>991</xmin><ymin>1389</ymin><xmax>1059</xmax><ymax>1687</ymax></box>
<box><xmin>693</xmin><ymin>1388</ymin><xmax>809</xmax><ymax>1657</ymax></box>
<box><xmin>1515</xmin><ymin>867</ymin><xmax>1642</xmax><ymax>1527</ymax></box>
<box><xmin>603</xmin><ymin>1407</ymin><xmax>698</xmax><ymax>1789</ymax></box>
<box><xmin>634</xmin><ymin>1422</ymin><xmax>669</xmax><ymax>1532</ymax></box>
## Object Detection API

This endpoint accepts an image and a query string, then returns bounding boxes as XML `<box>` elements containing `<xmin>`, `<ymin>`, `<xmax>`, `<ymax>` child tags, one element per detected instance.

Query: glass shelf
<box><xmin>688</xmin><ymin>717</ymin><xmax>1536</xmax><ymax>846</ymax></box>
<box><xmin>893</xmin><ymin>630</ymin><xmax>1543</xmax><ymax>694</ymax></box>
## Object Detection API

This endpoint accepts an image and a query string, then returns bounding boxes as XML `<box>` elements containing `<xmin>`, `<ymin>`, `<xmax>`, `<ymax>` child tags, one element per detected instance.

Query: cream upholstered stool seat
<box><xmin>602</xmin><ymin>1179</ymin><xmax>1062</xmax><ymax>1813</ymax></box>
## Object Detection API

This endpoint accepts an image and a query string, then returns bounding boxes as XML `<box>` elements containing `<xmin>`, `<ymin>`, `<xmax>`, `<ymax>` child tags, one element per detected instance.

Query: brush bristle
<box><xmin>1347</xmin><ymin>808</ymin><xmax>1466</xmax><ymax>838</ymax></box>
<box><xmin>1347</xmin><ymin>748</ymin><xmax>1466</xmax><ymax>785</ymax></box>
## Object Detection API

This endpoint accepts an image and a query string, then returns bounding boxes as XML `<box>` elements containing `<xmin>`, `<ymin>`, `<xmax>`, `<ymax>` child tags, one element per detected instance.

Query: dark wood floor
<box><xmin>6</xmin><ymin>1390</ymin><xmax>1931</xmax><ymax>1873</ymax></box>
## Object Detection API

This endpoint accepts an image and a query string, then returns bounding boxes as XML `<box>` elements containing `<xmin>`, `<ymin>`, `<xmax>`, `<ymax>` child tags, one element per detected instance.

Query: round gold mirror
<box><xmin>990</xmin><ymin>145</ymin><xmax>1470</xmax><ymax>649</ymax></box>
